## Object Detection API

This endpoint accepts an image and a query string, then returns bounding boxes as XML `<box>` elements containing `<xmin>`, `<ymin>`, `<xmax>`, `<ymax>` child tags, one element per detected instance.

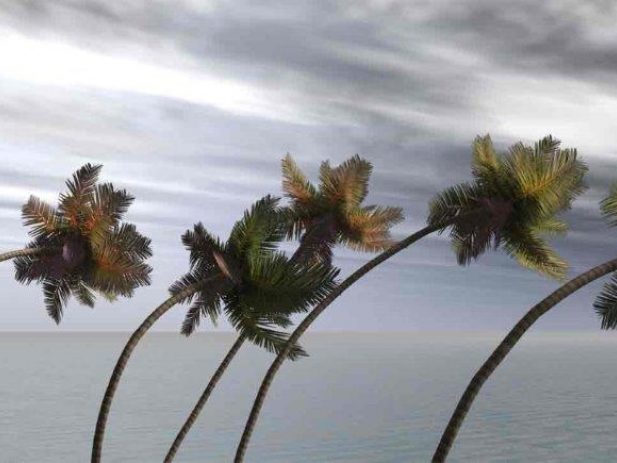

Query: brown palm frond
<box><xmin>319</xmin><ymin>155</ymin><xmax>373</xmax><ymax>208</ymax></box>
<box><xmin>59</xmin><ymin>163</ymin><xmax>102</xmax><ymax>226</ymax></box>
<box><xmin>344</xmin><ymin>205</ymin><xmax>404</xmax><ymax>252</ymax></box>
<box><xmin>281</xmin><ymin>154</ymin><xmax>317</xmax><ymax>205</ymax></box>
<box><xmin>22</xmin><ymin>196</ymin><xmax>65</xmax><ymax>238</ymax></box>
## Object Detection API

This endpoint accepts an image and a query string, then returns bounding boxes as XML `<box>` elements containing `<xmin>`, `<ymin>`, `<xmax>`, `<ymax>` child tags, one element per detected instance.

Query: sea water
<box><xmin>1</xmin><ymin>332</ymin><xmax>616</xmax><ymax>462</ymax></box>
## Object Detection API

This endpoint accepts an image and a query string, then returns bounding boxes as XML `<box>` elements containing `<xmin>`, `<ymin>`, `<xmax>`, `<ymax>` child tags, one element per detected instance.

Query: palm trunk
<box><xmin>0</xmin><ymin>247</ymin><xmax>46</xmax><ymax>262</ymax></box>
<box><xmin>91</xmin><ymin>281</ymin><xmax>207</xmax><ymax>463</ymax></box>
<box><xmin>432</xmin><ymin>257</ymin><xmax>617</xmax><ymax>462</ymax></box>
<box><xmin>163</xmin><ymin>334</ymin><xmax>246</xmax><ymax>462</ymax></box>
<box><xmin>233</xmin><ymin>218</ymin><xmax>459</xmax><ymax>463</ymax></box>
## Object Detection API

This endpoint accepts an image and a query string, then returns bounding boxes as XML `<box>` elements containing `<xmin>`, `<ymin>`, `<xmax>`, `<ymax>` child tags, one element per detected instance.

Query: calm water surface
<box><xmin>1</xmin><ymin>332</ymin><xmax>616</xmax><ymax>462</ymax></box>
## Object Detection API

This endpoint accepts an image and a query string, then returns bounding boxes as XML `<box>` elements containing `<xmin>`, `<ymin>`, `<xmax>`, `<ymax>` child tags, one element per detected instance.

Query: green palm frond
<box><xmin>427</xmin><ymin>182</ymin><xmax>485</xmax><ymax>228</ymax></box>
<box><xmin>43</xmin><ymin>278</ymin><xmax>71</xmax><ymax>324</ymax></box>
<box><xmin>169</xmin><ymin>271</ymin><xmax>203</xmax><ymax>305</ymax></box>
<box><xmin>181</xmin><ymin>278</ymin><xmax>225</xmax><ymax>335</ymax></box>
<box><xmin>107</xmin><ymin>223</ymin><xmax>153</xmax><ymax>260</ymax></box>
<box><xmin>282</xmin><ymin>154</ymin><xmax>317</xmax><ymax>205</ymax></box>
<box><xmin>529</xmin><ymin>217</ymin><xmax>568</xmax><ymax>236</ymax></box>
<box><xmin>181</xmin><ymin>223</ymin><xmax>226</xmax><ymax>271</ymax></box>
<box><xmin>230</xmin><ymin>314</ymin><xmax>307</xmax><ymax>361</ymax></box>
<box><xmin>502</xmin><ymin>228</ymin><xmax>568</xmax><ymax>279</ymax></box>
<box><xmin>471</xmin><ymin>135</ymin><xmax>500</xmax><ymax>181</ymax></box>
<box><xmin>244</xmin><ymin>253</ymin><xmax>339</xmax><ymax>314</ymax></box>
<box><xmin>594</xmin><ymin>273</ymin><xmax>617</xmax><ymax>329</ymax></box>
<box><xmin>600</xmin><ymin>182</ymin><xmax>617</xmax><ymax>226</ymax></box>
<box><xmin>228</xmin><ymin>195</ymin><xmax>284</xmax><ymax>260</ymax></box>
<box><xmin>69</xmin><ymin>279</ymin><xmax>96</xmax><ymax>308</ymax></box>
<box><xmin>22</xmin><ymin>196</ymin><xmax>65</xmax><ymax>238</ymax></box>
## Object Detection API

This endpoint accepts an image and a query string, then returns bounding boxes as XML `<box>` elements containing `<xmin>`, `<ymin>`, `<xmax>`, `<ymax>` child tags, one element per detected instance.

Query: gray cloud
<box><xmin>0</xmin><ymin>0</ymin><xmax>616</xmax><ymax>332</ymax></box>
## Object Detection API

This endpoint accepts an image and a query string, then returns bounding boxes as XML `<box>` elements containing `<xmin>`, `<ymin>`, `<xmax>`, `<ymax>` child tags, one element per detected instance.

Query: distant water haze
<box><xmin>1</xmin><ymin>331</ymin><xmax>616</xmax><ymax>462</ymax></box>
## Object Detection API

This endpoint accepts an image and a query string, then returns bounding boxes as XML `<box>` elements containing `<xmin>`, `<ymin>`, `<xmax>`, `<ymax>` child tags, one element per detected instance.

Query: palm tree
<box><xmin>431</xmin><ymin>185</ymin><xmax>617</xmax><ymax>462</ymax></box>
<box><xmin>232</xmin><ymin>135</ymin><xmax>588</xmax><ymax>463</ymax></box>
<box><xmin>283</xmin><ymin>153</ymin><xmax>404</xmax><ymax>265</ymax></box>
<box><xmin>7</xmin><ymin>163</ymin><xmax>152</xmax><ymax>322</ymax></box>
<box><xmin>163</xmin><ymin>154</ymin><xmax>402</xmax><ymax>461</ymax></box>
<box><xmin>91</xmin><ymin>195</ymin><xmax>338</xmax><ymax>463</ymax></box>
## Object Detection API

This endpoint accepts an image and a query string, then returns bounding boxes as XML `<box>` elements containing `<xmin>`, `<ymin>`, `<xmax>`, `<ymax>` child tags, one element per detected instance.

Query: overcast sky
<box><xmin>1</xmin><ymin>0</ymin><xmax>617</xmax><ymax>332</ymax></box>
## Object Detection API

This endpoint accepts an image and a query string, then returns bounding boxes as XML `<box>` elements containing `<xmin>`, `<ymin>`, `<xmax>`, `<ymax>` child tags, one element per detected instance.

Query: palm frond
<box><xmin>228</xmin><ymin>195</ymin><xmax>284</xmax><ymax>261</ymax></box>
<box><xmin>106</xmin><ymin>223</ymin><xmax>153</xmax><ymax>260</ymax></box>
<box><xmin>59</xmin><ymin>163</ymin><xmax>102</xmax><ymax>225</ymax></box>
<box><xmin>22</xmin><ymin>196</ymin><xmax>65</xmax><ymax>238</ymax></box>
<box><xmin>43</xmin><ymin>278</ymin><xmax>71</xmax><ymax>324</ymax></box>
<box><xmin>505</xmin><ymin>137</ymin><xmax>587</xmax><ymax>215</ymax></box>
<box><xmin>600</xmin><ymin>182</ymin><xmax>617</xmax><ymax>226</ymax></box>
<box><xmin>319</xmin><ymin>155</ymin><xmax>373</xmax><ymax>209</ymax></box>
<box><xmin>181</xmin><ymin>223</ymin><xmax>226</xmax><ymax>271</ymax></box>
<box><xmin>471</xmin><ymin>135</ymin><xmax>500</xmax><ymax>182</ymax></box>
<box><xmin>529</xmin><ymin>217</ymin><xmax>568</xmax><ymax>236</ymax></box>
<box><xmin>230</xmin><ymin>315</ymin><xmax>307</xmax><ymax>361</ymax></box>
<box><xmin>180</xmin><ymin>289</ymin><xmax>222</xmax><ymax>336</ymax></box>
<box><xmin>86</xmin><ymin>184</ymin><xmax>135</xmax><ymax>245</ymax></box>
<box><xmin>90</xmin><ymin>245</ymin><xmax>151</xmax><ymax>297</ymax></box>
<box><xmin>594</xmin><ymin>273</ymin><xmax>617</xmax><ymax>329</ymax></box>
<box><xmin>69</xmin><ymin>280</ymin><xmax>96</xmax><ymax>308</ymax></box>
<box><xmin>344</xmin><ymin>205</ymin><xmax>404</xmax><ymax>252</ymax></box>
<box><xmin>244</xmin><ymin>253</ymin><xmax>339</xmax><ymax>314</ymax></box>
<box><xmin>169</xmin><ymin>272</ymin><xmax>200</xmax><ymax>304</ymax></box>
<box><xmin>282</xmin><ymin>154</ymin><xmax>317</xmax><ymax>205</ymax></box>
<box><xmin>502</xmin><ymin>228</ymin><xmax>568</xmax><ymax>280</ymax></box>
<box><xmin>427</xmin><ymin>182</ymin><xmax>486</xmax><ymax>229</ymax></box>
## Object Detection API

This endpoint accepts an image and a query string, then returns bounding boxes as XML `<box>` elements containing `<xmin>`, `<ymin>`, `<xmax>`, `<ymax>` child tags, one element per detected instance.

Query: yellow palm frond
<box><xmin>471</xmin><ymin>135</ymin><xmax>500</xmax><ymax>180</ymax></box>
<box><xmin>319</xmin><ymin>155</ymin><xmax>373</xmax><ymax>208</ymax></box>
<box><xmin>281</xmin><ymin>154</ymin><xmax>317</xmax><ymax>205</ymax></box>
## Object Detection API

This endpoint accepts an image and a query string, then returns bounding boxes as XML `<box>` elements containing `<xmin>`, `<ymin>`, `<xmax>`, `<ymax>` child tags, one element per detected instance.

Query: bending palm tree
<box><xmin>164</xmin><ymin>154</ymin><xmax>403</xmax><ymax>461</ymax></box>
<box><xmin>432</xmin><ymin>185</ymin><xmax>617</xmax><ymax>462</ymax></box>
<box><xmin>233</xmin><ymin>135</ymin><xmax>588</xmax><ymax>462</ymax></box>
<box><xmin>282</xmin><ymin>153</ymin><xmax>404</xmax><ymax>265</ymax></box>
<box><xmin>9</xmin><ymin>163</ymin><xmax>152</xmax><ymax>322</ymax></box>
<box><xmin>92</xmin><ymin>196</ymin><xmax>338</xmax><ymax>463</ymax></box>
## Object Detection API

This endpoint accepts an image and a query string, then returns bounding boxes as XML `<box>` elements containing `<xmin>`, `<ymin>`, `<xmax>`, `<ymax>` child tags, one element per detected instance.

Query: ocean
<box><xmin>1</xmin><ymin>332</ymin><xmax>616</xmax><ymax>462</ymax></box>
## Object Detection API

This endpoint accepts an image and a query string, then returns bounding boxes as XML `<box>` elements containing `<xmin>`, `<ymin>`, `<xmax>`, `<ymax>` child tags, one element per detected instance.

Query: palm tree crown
<box><xmin>282</xmin><ymin>154</ymin><xmax>404</xmax><ymax>265</ymax></box>
<box><xmin>170</xmin><ymin>195</ymin><xmax>339</xmax><ymax>355</ymax></box>
<box><xmin>13</xmin><ymin>163</ymin><xmax>152</xmax><ymax>323</ymax></box>
<box><xmin>428</xmin><ymin>135</ymin><xmax>587</xmax><ymax>279</ymax></box>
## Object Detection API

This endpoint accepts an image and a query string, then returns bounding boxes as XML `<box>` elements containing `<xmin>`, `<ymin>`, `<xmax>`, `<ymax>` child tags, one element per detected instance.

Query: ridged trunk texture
<box><xmin>91</xmin><ymin>282</ymin><xmax>205</xmax><ymax>463</ymax></box>
<box><xmin>233</xmin><ymin>219</ymin><xmax>455</xmax><ymax>463</ymax></box>
<box><xmin>432</xmin><ymin>257</ymin><xmax>617</xmax><ymax>462</ymax></box>
<box><xmin>0</xmin><ymin>247</ymin><xmax>45</xmax><ymax>262</ymax></box>
<box><xmin>164</xmin><ymin>335</ymin><xmax>246</xmax><ymax>462</ymax></box>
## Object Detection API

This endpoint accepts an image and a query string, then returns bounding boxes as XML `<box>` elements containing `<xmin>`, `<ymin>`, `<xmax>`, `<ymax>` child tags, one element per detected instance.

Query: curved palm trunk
<box><xmin>91</xmin><ymin>281</ymin><xmax>207</xmax><ymax>463</ymax></box>
<box><xmin>432</xmin><ymin>257</ymin><xmax>617</xmax><ymax>462</ymax></box>
<box><xmin>233</xmin><ymin>218</ymin><xmax>457</xmax><ymax>463</ymax></box>
<box><xmin>0</xmin><ymin>247</ymin><xmax>46</xmax><ymax>263</ymax></box>
<box><xmin>164</xmin><ymin>334</ymin><xmax>246</xmax><ymax>462</ymax></box>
